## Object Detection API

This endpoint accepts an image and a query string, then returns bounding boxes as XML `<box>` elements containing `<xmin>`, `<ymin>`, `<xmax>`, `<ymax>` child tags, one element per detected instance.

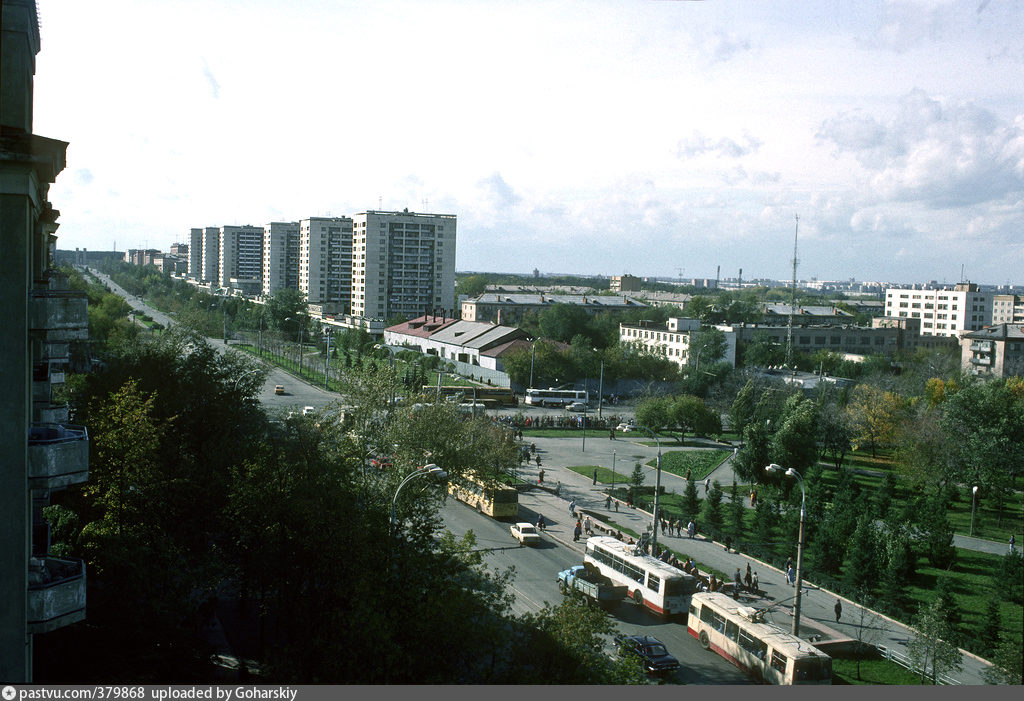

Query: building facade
<box><xmin>883</xmin><ymin>283</ymin><xmax>993</xmax><ymax>337</ymax></box>
<box><xmin>961</xmin><ymin>324</ymin><xmax>1024</xmax><ymax>378</ymax></box>
<box><xmin>201</xmin><ymin>226</ymin><xmax>219</xmax><ymax>283</ymax></box>
<box><xmin>262</xmin><ymin>221</ymin><xmax>300</xmax><ymax>296</ymax></box>
<box><xmin>188</xmin><ymin>228</ymin><xmax>202</xmax><ymax>278</ymax></box>
<box><xmin>218</xmin><ymin>225</ymin><xmax>263</xmax><ymax>288</ymax></box>
<box><xmin>350</xmin><ymin>210</ymin><xmax>456</xmax><ymax>321</ymax></box>
<box><xmin>299</xmin><ymin>217</ymin><xmax>353</xmax><ymax>309</ymax></box>
<box><xmin>619</xmin><ymin>318</ymin><xmax>737</xmax><ymax>368</ymax></box>
<box><xmin>991</xmin><ymin>294</ymin><xmax>1024</xmax><ymax>325</ymax></box>
<box><xmin>462</xmin><ymin>293</ymin><xmax>646</xmax><ymax>325</ymax></box>
<box><xmin>1</xmin><ymin>0</ymin><xmax>90</xmax><ymax>680</ymax></box>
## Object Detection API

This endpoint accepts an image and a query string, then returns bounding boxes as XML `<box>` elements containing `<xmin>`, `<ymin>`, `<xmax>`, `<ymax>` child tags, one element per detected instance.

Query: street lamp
<box><xmin>285</xmin><ymin>316</ymin><xmax>306</xmax><ymax>378</ymax></box>
<box><xmin>529</xmin><ymin>340</ymin><xmax>537</xmax><ymax>390</ymax></box>
<box><xmin>633</xmin><ymin>425</ymin><xmax>663</xmax><ymax>557</ymax></box>
<box><xmin>970</xmin><ymin>485</ymin><xmax>979</xmax><ymax>536</ymax></box>
<box><xmin>390</xmin><ymin>464</ymin><xmax>448</xmax><ymax>537</ymax></box>
<box><xmin>766</xmin><ymin>463</ymin><xmax>806</xmax><ymax>637</ymax></box>
<box><xmin>322</xmin><ymin>327</ymin><xmax>333</xmax><ymax>391</ymax></box>
<box><xmin>597</xmin><ymin>357</ymin><xmax>604</xmax><ymax>419</ymax></box>
<box><xmin>374</xmin><ymin>343</ymin><xmax>397</xmax><ymax>408</ymax></box>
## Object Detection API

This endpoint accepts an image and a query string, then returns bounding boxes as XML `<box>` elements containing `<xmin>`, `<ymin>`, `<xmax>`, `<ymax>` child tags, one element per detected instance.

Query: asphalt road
<box><xmin>439</xmin><ymin>499</ymin><xmax>751</xmax><ymax>685</ymax></box>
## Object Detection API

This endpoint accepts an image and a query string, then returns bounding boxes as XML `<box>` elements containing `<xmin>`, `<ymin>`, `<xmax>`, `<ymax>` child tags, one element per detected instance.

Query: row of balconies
<box><xmin>27</xmin><ymin>556</ymin><xmax>87</xmax><ymax>633</ymax></box>
<box><xmin>29</xmin><ymin>288</ymin><xmax>88</xmax><ymax>340</ymax></box>
<box><xmin>970</xmin><ymin>341</ymin><xmax>993</xmax><ymax>352</ymax></box>
<box><xmin>28</xmin><ymin>423</ymin><xmax>89</xmax><ymax>489</ymax></box>
<box><xmin>970</xmin><ymin>356</ymin><xmax>993</xmax><ymax>366</ymax></box>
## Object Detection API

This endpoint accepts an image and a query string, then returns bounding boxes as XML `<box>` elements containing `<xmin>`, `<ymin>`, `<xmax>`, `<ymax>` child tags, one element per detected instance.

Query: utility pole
<box><xmin>786</xmin><ymin>215</ymin><xmax>799</xmax><ymax>368</ymax></box>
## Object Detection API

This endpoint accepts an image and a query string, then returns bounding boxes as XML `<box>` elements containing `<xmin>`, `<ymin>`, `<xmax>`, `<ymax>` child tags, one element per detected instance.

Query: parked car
<box><xmin>613</xmin><ymin>634</ymin><xmax>680</xmax><ymax>675</ymax></box>
<box><xmin>615</xmin><ymin>423</ymin><xmax>634</xmax><ymax>432</ymax></box>
<box><xmin>302</xmin><ymin>406</ymin><xmax>315</xmax><ymax>416</ymax></box>
<box><xmin>274</xmin><ymin>385</ymin><xmax>285</xmax><ymax>395</ymax></box>
<box><xmin>510</xmin><ymin>522</ymin><xmax>541</xmax><ymax>546</ymax></box>
<box><xmin>565</xmin><ymin>401</ymin><xmax>588</xmax><ymax>412</ymax></box>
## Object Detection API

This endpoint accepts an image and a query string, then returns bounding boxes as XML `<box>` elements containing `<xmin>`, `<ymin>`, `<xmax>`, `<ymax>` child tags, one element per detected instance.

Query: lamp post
<box><xmin>634</xmin><ymin>425</ymin><xmax>662</xmax><ymax>556</ymax></box>
<box><xmin>390</xmin><ymin>464</ymin><xmax>447</xmax><ymax>537</ymax></box>
<box><xmin>970</xmin><ymin>485</ymin><xmax>979</xmax><ymax>536</ymax></box>
<box><xmin>597</xmin><ymin>358</ymin><xmax>604</xmax><ymax>419</ymax></box>
<box><xmin>529</xmin><ymin>340</ymin><xmax>536</xmax><ymax>390</ymax></box>
<box><xmin>286</xmin><ymin>316</ymin><xmax>306</xmax><ymax>378</ymax></box>
<box><xmin>766</xmin><ymin>463</ymin><xmax>805</xmax><ymax>637</ymax></box>
<box><xmin>323</xmin><ymin>327</ymin><xmax>333</xmax><ymax>391</ymax></box>
<box><xmin>374</xmin><ymin>343</ymin><xmax>397</xmax><ymax>408</ymax></box>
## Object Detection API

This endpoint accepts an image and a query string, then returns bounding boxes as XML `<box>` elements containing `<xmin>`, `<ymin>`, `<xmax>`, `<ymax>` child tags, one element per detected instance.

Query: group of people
<box><xmin>652</xmin><ymin>516</ymin><xmax>698</xmax><ymax>539</ymax></box>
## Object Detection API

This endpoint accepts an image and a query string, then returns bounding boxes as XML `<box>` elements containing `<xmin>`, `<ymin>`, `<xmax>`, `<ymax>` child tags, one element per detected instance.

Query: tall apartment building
<box><xmin>262</xmin><ymin>221</ymin><xmax>300</xmax><ymax>296</ymax></box>
<box><xmin>2</xmin><ymin>0</ymin><xmax>90</xmax><ymax>680</ymax></box>
<box><xmin>350</xmin><ymin>210</ymin><xmax>456</xmax><ymax>320</ymax></box>
<box><xmin>298</xmin><ymin>217</ymin><xmax>353</xmax><ymax>308</ymax></box>
<box><xmin>218</xmin><ymin>225</ymin><xmax>263</xmax><ymax>288</ymax></box>
<box><xmin>201</xmin><ymin>226</ymin><xmax>219</xmax><ymax>283</ymax></box>
<box><xmin>883</xmin><ymin>283</ymin><xmax>993</xmax><ymax>337</ymax></box>
<box><xmin>992</xmin><ymin>294</ymin><xmax>1024</xmax><ymax>325</ymax></box>
<box><xmin>188</xmin><ymin>228</ymin><xmax>202</xmax><ymax>278</ymax></box>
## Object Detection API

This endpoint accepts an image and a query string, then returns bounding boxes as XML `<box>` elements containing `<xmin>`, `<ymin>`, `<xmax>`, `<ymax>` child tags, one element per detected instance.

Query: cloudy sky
<box><xmin>34</xmin><ymin>0</ymin><xmax>1024</xmax><ymax>286</ymax></box>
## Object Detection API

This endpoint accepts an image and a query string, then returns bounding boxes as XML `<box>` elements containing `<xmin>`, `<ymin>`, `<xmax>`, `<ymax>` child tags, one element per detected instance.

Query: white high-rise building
<box><xmin>218</xmin><ymin>225</ymin><xmax>263</xmax><ymax>288</ymax></box>
<box><xmin>350</xmin><ymin>210</ymin><xmax>456</xmax><ymax>321</ymax></box>
<box><xmin>263</xmin><ymin>221</ymin><xmax>300</xmax><ymax>296</ymax></box>
<box><xmin>201</xmin><ymin>226</ymin><xmax>219</xmax><ymax>283</ymax></box>
<box><xmin>883</xmin><ymin>283</ymin><xmax>993</xmax><ymax>337</ymax></box>
<box><xmin>298</xmin><ymin>217</ymin><xmax>353</xmax><ymax>307</ymax></box>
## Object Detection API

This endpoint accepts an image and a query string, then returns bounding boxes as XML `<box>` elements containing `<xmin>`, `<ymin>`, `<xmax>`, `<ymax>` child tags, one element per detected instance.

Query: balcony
<box><xmin>34</xmin><ymin>403</ymin><xmax>70</xmax><ymax>424</ymax></box>
<box><xmin>28</xmin><ymin>423</ymin><xmax>89</xmax><ymax>489</ymax></box>
<box><xmin>27</xmin><ymin>557</ymin><xmax>86</xmax><ymax>634</ymax></box>
<box><xmin>29</xmin><ymin>289</ymin><xmax>88</xmax><ymax>340</ymax></box>
<box><xmin>970</xmin><ymin>356</ymin><xmax>992</xmax><ymax>366</ymax></box>
<box><xmin>970</xmin><ymin>342</ymin><xmax>993</xmax><ymax>352</ymax></box>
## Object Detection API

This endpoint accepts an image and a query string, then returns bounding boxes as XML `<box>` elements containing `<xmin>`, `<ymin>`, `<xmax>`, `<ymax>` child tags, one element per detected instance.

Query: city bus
<box><xmin>422</xmin><ymin>385</ymin><xmax>518</xmax><ymax>408</ymax></box>
<box><xmin>687</xmin><ymin>592</ymin><xmax>832</xmax><ymax>685</ymax></box>
<box><xmin>448</xmin><ymin>472</ymin><xmax>519</xmax><ymax>519</ymax></box>
<box><xmin>583</xmin><ymin>536</ymin><xmax>698</xmax><ymax>617</ymax></box>
<box><xmin>524</xmin><ymin>387</ymin><xmax>588</xmax><ymax>407</ymax></box>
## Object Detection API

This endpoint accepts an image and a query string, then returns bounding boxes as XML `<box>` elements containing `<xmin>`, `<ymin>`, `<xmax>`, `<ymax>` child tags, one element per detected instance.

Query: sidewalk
<box><xmin>516</xmin><ymin>437</ymin><xmax>994</xmax><ymax>685</ymax></box>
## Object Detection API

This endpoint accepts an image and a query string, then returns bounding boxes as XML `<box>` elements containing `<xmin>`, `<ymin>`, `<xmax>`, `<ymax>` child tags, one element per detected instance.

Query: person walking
<box><xmin>744</xmin><ymin>563</ymin><xmax>752</xmax><ymax>591</ymax></box>
<box><xmin>538</xmin><ymin>468</ymin><xmax>545</xmax><ymax>484</ymax></box>
<box><xmin>584</xmin><ymin>516</ymin><xmax>593</xmax><ymax>536</ymax></box>
<box><xmin>593</xmin><ymin>468</ymin><xmax>598</xmax><ymax>485</ymax></box>
<box><xmin>704</xmin><ymin>477</ymin><xmax>710</xmax><ymax>494</ymax></box>
<box><xmin>787</xmin><ymin>564</ymin><xmax>796</xmax><ymax>585</ymax></box>
<box><xmin>605</xmin><ymin>494</ymin><xmax>612</xmax><ymax>509</ymax></box>
<box><xmin>609</xmin><ymin>427</ymin><xmax>616</xmax><ymax>440</ymax></box>
<box><xmin>537</xmin><ymin>514</ymin><xmax>546</xmax><ymax>531</ymax></box>
<box><xmin>535</xmin><ymin>454</ymin><xmax>541</xmax><ymax>467</ymax></box>
<box><xmin>733</xmin><ymin>568</ymin><xmax>742</xmax><ymax>600</ymax></box>
<box><xmin>834</xmin><ymin>598</ymin><xmax>842</xmax><ymax>623</ymax></box>
<box><xmin>685</xmin><ymin>468</ymin><xmax>692</xmax><ymax>482</ymax></box>
<box><xmin>752</xmin><ymin>572</ymin><xmax>759</xmax><ymax>596</ymax></box>
<box><xmin>687</xmin><ymin>520</ymin><xmax>695</xmax><ymax>539</ymax></box>
<box><xmin>573</xmin><ymin>520</ymin><xmax>582</xmax><ymax>542</ymax></box>
<box><xmin>569</xmin><ymin>499</ymin><xmax>576</xmax><ymax>518</ymax></box>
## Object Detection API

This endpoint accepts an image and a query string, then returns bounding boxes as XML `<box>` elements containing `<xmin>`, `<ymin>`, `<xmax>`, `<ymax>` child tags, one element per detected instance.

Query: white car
<box><xmin>302</xmin><ymin>406</ymin><xmax>315</xmax><ymax>415</ymax></box>
<box><xmin>510</xmin><ymin>522</ymin><xmax>542</xmax><ymax>546</ymax></box>
<box><xmin>565</xmin><ymin>402</ymin><xmax>588</xmax><ymax>412</ymax></box>
<box><xmin>615</xmin><ymin>423</ymin><xmax>635</xmax><ymax>432</ymax></box>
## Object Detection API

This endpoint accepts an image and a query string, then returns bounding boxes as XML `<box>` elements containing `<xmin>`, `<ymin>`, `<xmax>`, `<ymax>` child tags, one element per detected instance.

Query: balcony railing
<box><xmin>970</xmin><ymin>342</ymin><xmax>992</xmax><ymax>352</ymax></box>
<box><xmin>28</xmin><ymin>423</ymin><xmax>89</xmax><ymax>489</ymax></box>
<box><xmin>970</xmin><ymin>356</ymin><xmax>992</xmax><ymax>366</ymax></box>
<box><xmin>34</xmin><ymin>403</ymin><xmax>70</xmax><ymax>424</ymax></box>
<box><xmin>27</xmin><ymin>557</ymin><xmax>86</xmax><ymax>634</ymax></box>
<box><xmin>29</xmin><ymin>289</ymin><xmax>88</xmax><ymax>340</ymax></box>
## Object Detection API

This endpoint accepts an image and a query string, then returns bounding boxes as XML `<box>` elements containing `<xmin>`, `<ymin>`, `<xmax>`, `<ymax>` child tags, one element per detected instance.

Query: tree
<box><xmin>977</xmin><ymin>595</ymin><xmax>1002</xmax><ymax>658</ymax></box>
<box><xmin>817</xmin><ymin>399</ymin><xmax>852</xmax><ymax>469</ymax></box>
<box><xmin>877</xmin><ymin>521</ymin><xmax>914</xmax><ymax>617</ymax></box>
<box><xmin>727</xmin><ymin>480</ymin><xmax>746</xmax><ymax>545</ymax></box>
<box><xmin>683</xmin><ymin>478</ymin><xmax>701</xmax><ymax>520</ymax></box>
<box><xmin>630</xmin><ymin>462</ymin><xmax>645</xmax><ymax>491</ymax></box>
<box><xmin>668</xmin><ymin>394</ymin><xmax>721</xmax><ymax>444</ymax></box>
<box><xmin>907</xmin><ymin>599</ymin><xmax>963</xmax><ymax>685</ymax></box>
<box><xmin>846</xmin><ymin>384</ymin><xmax>905</xmax><ymax>458</ymax></box>
<box><xmin>634</xmin><ymin>396</ymin><xmax>672</xmax><ymax>434</ymax></box>
<box><xmin>264</xmin><ymin>288</ymin><xmax>308</xmax><ymax>338</ymax></box>
<box><xmin>844</xmin><ymin>513</ymin><xmax>878</xmax><ymax>593</ymax></box>
<box><xmin>691</xmin><ymin>326</ymin><xmax>728</xmax><ymax>368</ymax></box>
<box><xmin>538</xmin><ymin>303</ymin><xmax>591</xmax><ymax>344</ymax></box>
<box><xmin>921</xmin><ymin>487</ymin><xmax>957</xmax><ymax>569</ymax></box>
<box><xmin>743</xmin><ymin>330</ymin><xmax>784</xmax><ymax>368</ymax></box>
<box><xmin>983</xmin><ymin>629</ymin><xmax>1024</xmax><ymax>685</ymax></box>
<box><xmin>732</xmin><ymin>420</ymin><xmax>771</xmax><ymax>483</ymax></box>
<box><xmin>701</xmin><ymin>480</ymin><xmax>724</xmax><ymax>534</ymax></box>
<box><xmin>849</xmin><ymin>589</ymin><xmax>886</xmax><ymax>681</ymax></box>
<box><xmin>769</xmin><ymin>395</ymin><xmax>818</xmax><ymax>472</ymax></box>
<box><xmin>730</xmin><ymin>379</ymin><xmax>757</xmax><ymax>436</ymax></box>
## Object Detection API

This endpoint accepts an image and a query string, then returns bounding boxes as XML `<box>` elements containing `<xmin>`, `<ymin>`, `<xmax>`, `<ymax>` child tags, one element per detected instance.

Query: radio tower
<box><xmin>786</xmin><ymin>215</ymin><xmax>799</xmax><ymax>368</ymax></box>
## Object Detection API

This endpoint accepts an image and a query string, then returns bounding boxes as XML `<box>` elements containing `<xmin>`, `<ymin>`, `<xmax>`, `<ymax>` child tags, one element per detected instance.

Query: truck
<box><xmin>557</xmin><ymin>564</ymin><xmax>628</xmax><ymax>610</ymax></box>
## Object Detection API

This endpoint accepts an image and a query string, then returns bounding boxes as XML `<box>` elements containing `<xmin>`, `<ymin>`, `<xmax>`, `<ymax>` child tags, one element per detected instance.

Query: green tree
<box><xmin>730</xmin><ymin>379</ymin><xmax>757</xmax><ymax>436</ymax></box>
<box><xmin>691</xmin><ymin>326</ymin><xmax>728</xmax><ymax>369</ymax></box>
<box><xmin>983</xmin><ymin>629</ymin><xmax>1024</xmax><ymax>685</ymax></box>
<box><xmin>817</xmin><ymin>399</ymin><xmax>852</xmax><ymax>469</ymax></box>
<box><xmin>683</xmin><ymin>478</ymin><xmax>701</xmax><ymax>520</ymax></box>
<box><xmin>668</xmin><ymin>394</ymin><xmax>721</xmax><ymax>444</ymax></box>
<box><xmin>907</xmin><ymin>599</ymin><xmax>964</xmax><ymax>685</ymax></box>
<box><xmin>701</xmin><ymin>480</ymin><xmax>724</xmax><ymax>534</ymax></box>
<box><xmin>977</xmin><ymin>596</ymin><xmax>1002</xmax><ymax>658</ymax></box>
<box><xmin>742</xmin><ymin>330</ymin><xmax>784</xmax><ymax>368</ymax></box>
<box><xmin>921</xmin><ymin>488</ymin><xmax>957</xmax><ymax>569</ymax></box>
<box><xmin>630</xmin><ymin>462</ymin><xmax>646</xmax><ymax>491</ymax></box>
<box><xmin>538</xmin><ymin>303</ymin><xmax>591</xmax><ymax>344</ymax></box>
<box><xmin>846</xmin><ymin>384</ymin><xmax>905</xmax><ymax>458</ymax></box>
<box><xmin>634</xmin><ymin>396</ymin><xmax>672</xmax><ymax>434</ymax></box>
<box><xmin>877</xmin><ymin>521</ymin><xmax>914</xmax><ymax>617</ymax></box>
<box><xmin>769</xmin><ymin>395</ymin><xmax>818</xmax><ymax>472</ymax></box>
<box><xmin>727</xmin><ymin>480</ymin><xmax>746</xmax><ymax>545</ymax></box>
<box><xmin>844</xmin><ymin>513</ymin><xmax>879</xmax><ymax>593</ymax></box>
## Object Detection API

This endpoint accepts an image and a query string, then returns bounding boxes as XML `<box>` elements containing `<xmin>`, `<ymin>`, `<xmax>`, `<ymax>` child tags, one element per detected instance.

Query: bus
<box><xmin>448</xmin><ymin>472</ymin><xmax>519</xmax><ymax>519</ymax></box>
<box><xmin>583</xmin><ymin>536</ymin><xmax>698</xmax><ymax>617</ymax></box>
<box><xmin>687</xmin><ymin>592</ymin><xmax>832</xmax><ymax>685</ymax></box>
<box><xmin>524</xmin><ymin>387</ymin><xmax>588</xmax><ymax>407</ymax></box>
<box><xmin>422</xmin><ymin>385</ymin><xmax>518</xmax><ymax>408</ymax></box>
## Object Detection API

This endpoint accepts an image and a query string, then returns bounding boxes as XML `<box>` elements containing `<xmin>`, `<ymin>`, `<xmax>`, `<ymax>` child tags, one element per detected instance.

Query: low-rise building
<box><xmin>383</xmin><ymin>314</ymin><xmax>529</xmax><ymax>371</ymax></box>
<box><xmin>619</xmin><ymin>318</ymin><xmax>737</xmax><ymax>368</ymax></box>
<box><xmin>462</xmin><ymin>293</ymin><xmax>646</xmax><ymax>324</ymax></box>
<box><xmin>961</xmin><ymin>324</ymin><xmax>1024</xmax><ymax>378</ymax></box>
<box><xmin>883</xmin><ymin>282</ymin><xmax>993</xmax><ymax>337</ymax></box>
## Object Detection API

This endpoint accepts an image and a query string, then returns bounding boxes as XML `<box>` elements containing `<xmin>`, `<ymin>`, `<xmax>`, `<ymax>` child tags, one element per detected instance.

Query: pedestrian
<box><xmin>555</xmin><ymin>481</ymin><xmax>562</xmax><ymax>497</ymax></box>
<box><xmin>787</xmin><ymin>565</ymin><xmax>796</xmax><ymax>585</ymax></box>
<box><xmin>733</xmin><ymin>568</ymin><xmax>742</xmax><ymax>600</ymax></box>
<box><xmin>537</xmin><ymin>514</ymin><xmax>546</xmax><ymax>530</ymax></box>
<box><xmin>593</xmin><ymin>468</ymin><xmax>598</xmax><ymax>485</ymax></box>
<box><xmin>834</xmin><ymin>598</ymin><xmax>842</xmax><ymax>623</ymax></box>
<box><xmin>750</xmin><ymin>488</ymin><xmax>757</xmax><ymax>508</ymax></box>
<box><xmin>785</xmin><ymin>556</ymin><xmax>793</xmax><ymax>572</ymax></box>
<box><xmin>744</xmin><ymin>563</ymin><xmax>752</xmax><ymax>591</ymax></box>
<box><xmin>724</xmin><ymin>535</ymin><xmax>732</xmax><ymax>552</ymax></box>
<box><xmin>569</xmin><ymin>499</ymin><xmax>576</xmax><ymax>518</ymax></box>
<box><xmin>615</xmin><ymin>500</ymin><xmax>619</xmax><ymax>512</ymax></box>
<box><xmin>538</xmin><ymin>468</ymin><xmax>545</xmax><ymax>484</ymax></box>
<box><xmin>687</xmin><ymin>520</ymin><xmax>695</xmax><ymax>539</ymax></box>
<box><xmin>535</xmin><ymin>454</ymin><xmax>541</xmax><ymax>467</ymax></box>
<box><xmin>686</xmin><ymin>468</ymin><xmax>692</xmax><ymax>482</ymax></box>
<box><xmin>704</xmin><ymin>477</ymin><xmax>710</xmax><ymax>494</ymax></box>
<box><xmin>609</xmin><ymin>427</ymin><xmax>615</xmax><ymax>440</ymax></box>
<box><xmin>584</xmin><ymin>516</ymin><xmax>593</xmax><ymax>536</ymax></box>
<box><xmin>573</xmin><ymin>521</ymin><xmax>582</xmax><ymax>542</ymax></box>
<box><xmin>530</xmin><ymin>443</ymin><xmax>536</xmax><ymax>454</ymax></box>
<box><xmin>1010</xmin><ymin>534</ymin><xmax>1016</xmax><ymax>553</ymax></box>
<box><xmin>752</xmin><ymin>572</ymin><xmax>759</xmax><ymax>595</ymax></box>
<box><xmin>605</xmin><ymin>495</ymin><xmax>612</xmax><ymax>509</ymax></box>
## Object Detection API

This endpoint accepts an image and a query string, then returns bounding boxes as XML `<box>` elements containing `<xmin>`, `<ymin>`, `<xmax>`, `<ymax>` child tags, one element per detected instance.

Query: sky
<box><xmin>33</xmin><ymin>0</ymin><xmax>1024</xmax><ymax>286</ymax></box>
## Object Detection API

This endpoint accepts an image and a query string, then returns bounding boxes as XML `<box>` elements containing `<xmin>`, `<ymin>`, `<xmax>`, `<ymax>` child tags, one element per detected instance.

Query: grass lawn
<box><xmin>831</xmin><ymin>658</ymin><xmax>927</xmax><ymax>685</ymax></box>
<box><xmin>647</xmin><ymin>449</ymin><xmax>731</xmax><ymax>480</ymax></box>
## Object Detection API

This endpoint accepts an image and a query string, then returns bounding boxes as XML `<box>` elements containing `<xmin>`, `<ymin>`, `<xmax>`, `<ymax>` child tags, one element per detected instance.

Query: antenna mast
<box><xmin>786</xmin><ymin>214</ymin><xmax>799</xmax><ymax>368</ymax></box>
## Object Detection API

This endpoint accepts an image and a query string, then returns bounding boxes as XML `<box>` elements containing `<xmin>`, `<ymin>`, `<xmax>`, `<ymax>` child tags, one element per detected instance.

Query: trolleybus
<box><xmin>687</xmin><ymin>592</ymin><xmax>832</xmax><ymax>685</ymax></box>
<box><xmin>524</xmin><ymin>387</ymin><xmax>588</xmax><ymax>407</ymax></box>
<box><xmin>423</xmin><ymin>385</ymin><xmax>518</xmax><ymax>408</ymax></box>
<box><xmin>448</xmin><ymin>472</ymin><xmax>519</xmax><ymax>519</ymax></box>
<box><xmin>583</xmin><ymin>536</ymin><xmax>697</xmax><ymax>617</ymax></box>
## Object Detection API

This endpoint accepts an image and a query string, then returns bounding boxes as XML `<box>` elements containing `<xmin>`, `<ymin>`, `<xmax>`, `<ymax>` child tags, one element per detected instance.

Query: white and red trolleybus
<box><xmin>583</xmin><ymin>536</ymin><xmax>697</xmax><ymax>617</ymax></box>
<box><xmin>687</xmin><ymin>592</ymin><xmax>832</xmax><ymax>685</ymax></box>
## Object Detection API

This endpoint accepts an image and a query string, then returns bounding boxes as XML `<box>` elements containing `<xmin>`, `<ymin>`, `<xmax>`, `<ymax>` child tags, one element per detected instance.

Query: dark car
<box><xmin>613</xmin><ymin>634</ymin><xmax>680</xmax><ymax>675</ymax></box>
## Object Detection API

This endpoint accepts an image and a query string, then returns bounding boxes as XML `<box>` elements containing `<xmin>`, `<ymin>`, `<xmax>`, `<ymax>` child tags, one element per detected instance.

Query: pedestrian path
<box><xmin>517</xmin><ymin>435</ymin><xmax>994</xmax><ymax>685</ymax></box>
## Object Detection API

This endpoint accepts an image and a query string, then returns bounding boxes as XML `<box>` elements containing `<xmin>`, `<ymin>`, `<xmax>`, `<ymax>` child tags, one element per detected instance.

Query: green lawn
<box><xmin>648</xmin><ymin>449</ymin><xmax>731</xmax><ymax>481</ymax></box>
<box><xmin>831</xmin><ymin>658</ymin><xmax>927</xmax><ymax>685</ymax></box>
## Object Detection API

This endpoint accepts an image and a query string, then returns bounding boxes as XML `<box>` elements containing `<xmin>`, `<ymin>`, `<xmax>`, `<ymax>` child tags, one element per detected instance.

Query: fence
<box><xmin>876</xmin><ymin>645</ymin><xmax>960</xmax><ymax>685</ymax></box>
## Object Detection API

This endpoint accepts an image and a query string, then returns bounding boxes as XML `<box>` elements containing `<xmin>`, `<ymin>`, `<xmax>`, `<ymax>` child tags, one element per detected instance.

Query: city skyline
<box><xmin>35</xmin><ymin>0</ymin><xmax>1024</xmax><ymax>285</ymax></box>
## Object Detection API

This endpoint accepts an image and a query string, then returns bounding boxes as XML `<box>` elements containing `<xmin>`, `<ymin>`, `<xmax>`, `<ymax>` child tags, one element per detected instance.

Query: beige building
<box><xmin>619</xmin><ymin>318</ymin><xmax>737</xmax><ymax>368</ymax></box>
<box><xmin>200</xmin><ymin>226</ymin><xmax>220</xmax><ymax>283</ymax></box>
<box><xmin>883</xmin><ymin>283</ymin><xmax>993</xmax><ymax>337</ymax></box>
<box><xmin>218</xmin><ymin>225</ymin><xmax>263</xmax><ymax>289</ymax></box>
<box><xmin>462</xmin><ymin>293</ymin><xmax>646</xmax><ymax>325</ymax></box>
<box><xmin>262</xmin><ymin>221</ymin><xmax>300</xmax><ymax>296</ymax></box>
<box><xmin>610</xmin><ymin>274</ymin><xmax>643</xmax><ymax>292</ymax></box>
<box><xmin>961</xmin><ymin>324</ymin><xmax>1024</xmax><ymax>378</ymax></box>
<box><xmin>298</xmin><ymin>217</ymin><xmax>352</xmax><ymax>308</ymax></box>
<box><xmin>350</xmin><ymin>210</ymin><xmax>456</xmax><ymax>321</ymax></box>
<box><xmin>992</xmin><ymin>294</ymin><xmax>1024</xmax><ymax>325</ymax></box>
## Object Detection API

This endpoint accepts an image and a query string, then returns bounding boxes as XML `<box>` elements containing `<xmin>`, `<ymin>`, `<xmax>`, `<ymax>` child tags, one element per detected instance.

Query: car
<box><xmin>613</xmin><ymin>634</ymin><xmax>680</xmax><ymax>675</ymax></box>
<box><xmin>302</xmin><ymin>406</ymin><xmax>315</xmax><ymax>416</ymax></box>
<box><xmin>565</xmin><ymin>401</ymin><xmax>588</xmax><ymax>412</ymax></box>
<box><xmin>510</xmin><ymin>522</ymin><xmax>541</xmax><ymax>546</ymax></box>
<box><xmin>615</xmin><ymin>423</ymin><xmax>634</xmax><ymax>432</ymax></box>
<box><xmin>274</xmin><ymin>385</ymin><xmax>285</xmax><ymax>395</ymax></box>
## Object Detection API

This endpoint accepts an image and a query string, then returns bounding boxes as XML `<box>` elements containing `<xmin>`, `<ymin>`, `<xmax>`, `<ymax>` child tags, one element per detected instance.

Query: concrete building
<box><xmin>883</xmin><ymin>283</ymin><xmax>993</xmax><ymax>337</ymax></box>
<box><xmin>188</xmin><ymin>228</ymin><xmax>202</xmax><ymax>279</ymax></box>
<box><xmin>201</xmin><ymin>226</ymin><xmax>219</xmax><ymax>283</ymax></box>
<box><xmin>462</xmin><ymin>293</ymin><xmax>646</xmax><ymax>325</ymax></box>
<box><xmin>350</xmin><ymin>209</ymin><xmax>456</xmax><ymax>322</ymax></box>
<box><xmin>262</xmin><ymin>221</ymin><xmax>300</xmax><ymax>296</ymax></box>
<box><xmin>761</xmin><ymin>304</ymin><xmax>856</xmax><ymax>326</ymax></box>
<box><xmin>218</xmin><ymin>225</ymin><xmax>263</xmax><ymax>289</ymax></box>
<box><xmin>383</xmin><ymin>314</ymin><xmax>529</xmax><ymax>371</ymax></box>
<box><xmin>961</xmin><ymin>324</ymin><xmax>1024</xmax><ymax>378</ymax></box>
<box><xmin>1</xmin><ymin>0</ymin><xmax>90</xmax><ymax>680</ymax></box>
<box><xmin>991</xmin><ymin>294</ymin><xmax>1024</xmax><ymax>325</ymax></box>
<box><xmin>619</xmin><ymin>318</ymin><xmax>737</xmax><ymax>368</ymax></box>
<box><xmin>610</xmin><ymin>274</ymin><xmax>643</xmax><ymax>292</ymax></box>
<box><xmin>299</xmin><ymin>217</ymin><xmax>353</xmax><ymax>310</ymax></box>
